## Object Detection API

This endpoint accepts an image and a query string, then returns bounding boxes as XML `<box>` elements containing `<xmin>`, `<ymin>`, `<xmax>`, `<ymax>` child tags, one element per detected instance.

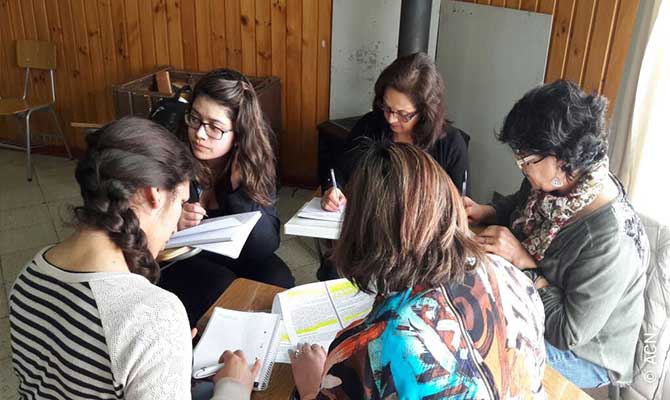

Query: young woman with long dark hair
<box><xmin>159</xmin><ymin>69</ymin><xmax>295</xmax><ymax>326</ymax></box>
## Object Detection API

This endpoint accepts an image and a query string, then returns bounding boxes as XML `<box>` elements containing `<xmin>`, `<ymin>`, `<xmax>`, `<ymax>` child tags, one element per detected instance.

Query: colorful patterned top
<box><xmin>317</xmin><ymin>255</ymin><xmax>546</xmax><ymax>399</ymax></box>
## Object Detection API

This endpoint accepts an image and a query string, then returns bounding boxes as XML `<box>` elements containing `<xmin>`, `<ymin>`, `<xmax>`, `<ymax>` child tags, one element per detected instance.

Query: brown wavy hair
<box><xmin>190</xmin><ymin>68</ymin><xmax>276</xmax><ymax>206</ymax></box>
<box><xmin>333</xmin><ymin>142</ymin><xmax>483</xmax><ymax>295</ymax></box>
<box><xmin>373</xmin><ymin>52</ymin><xmax>447</xmax><ymax>150</ymax></box>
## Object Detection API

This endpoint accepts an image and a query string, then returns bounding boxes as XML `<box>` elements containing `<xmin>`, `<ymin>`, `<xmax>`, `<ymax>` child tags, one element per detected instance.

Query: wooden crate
<box><xmin>112</xmin><ymin>66</ymin><xmax>282</xmax><ymax>138</ymax></box>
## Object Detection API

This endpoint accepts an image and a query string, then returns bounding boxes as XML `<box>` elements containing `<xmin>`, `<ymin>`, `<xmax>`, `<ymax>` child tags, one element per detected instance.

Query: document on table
<box><xmin>271</xmin><ymin>279</ymin><xmax>374</xmax><ymax>353</ymax></box>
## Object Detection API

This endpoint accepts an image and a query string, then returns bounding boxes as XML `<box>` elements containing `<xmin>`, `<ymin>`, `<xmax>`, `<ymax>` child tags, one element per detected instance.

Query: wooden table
<box><xmin>199</xmin><ymin>278</ymin><xmax>593</xmax><ymax>400</ymax></box>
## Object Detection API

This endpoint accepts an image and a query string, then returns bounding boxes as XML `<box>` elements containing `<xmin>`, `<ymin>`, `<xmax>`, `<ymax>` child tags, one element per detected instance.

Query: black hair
<box><xmin>497</xmin><ymin>80</ymin><xmax>609</xmax><ymax>177</ymax></box>
<box><xmin>74</xmin><ymin>117</ymin><xmax>200</xmax><ymax>283</ymax></box>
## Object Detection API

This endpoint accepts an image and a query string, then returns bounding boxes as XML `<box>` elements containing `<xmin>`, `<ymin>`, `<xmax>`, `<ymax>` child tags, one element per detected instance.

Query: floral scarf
<box><xmin>511</xmin><ymin>157</ymin><xmax>610</xmax><ymax>261</ymax></box>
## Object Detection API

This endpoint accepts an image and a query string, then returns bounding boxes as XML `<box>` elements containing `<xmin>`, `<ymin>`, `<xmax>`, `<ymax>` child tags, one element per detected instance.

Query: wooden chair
<box><xmin>0</xmin><ymin>40</ymin><xmax>72</xmax><ymax>181</ymax></box>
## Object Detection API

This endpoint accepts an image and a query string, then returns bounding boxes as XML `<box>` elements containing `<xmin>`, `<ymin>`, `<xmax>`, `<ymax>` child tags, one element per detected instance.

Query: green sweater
<box><xmin>491</xmin><ymin>178</ymin><xmax>649</xmax><ymax>384</ymax></box>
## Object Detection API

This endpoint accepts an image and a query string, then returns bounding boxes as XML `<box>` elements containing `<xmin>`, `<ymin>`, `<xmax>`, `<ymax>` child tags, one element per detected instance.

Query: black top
<box><xmin>320</xmin><ymin>111</ymin><xmax>470</xmax><ymax>193</ymax></box>
<box><xmin>190</xmin><ymin>171</ymin><xmax>280</xmax><ymax>262</ymax></box>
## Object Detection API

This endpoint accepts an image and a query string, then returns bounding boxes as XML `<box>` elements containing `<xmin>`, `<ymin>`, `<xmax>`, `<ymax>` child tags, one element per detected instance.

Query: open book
<box><xmin>272</xmin><ymin>279</ymin><xmax>374</xmax><ymax>354</ymax></box>
<box><xmin>192</xmin><ymin>279</ymin><xmax>375</xmax><ymax>389</ymax></box>
<box><xmin>165</xmin><ymin>211</ymin><xmax>261</xmax><ymax>259</ymax></box>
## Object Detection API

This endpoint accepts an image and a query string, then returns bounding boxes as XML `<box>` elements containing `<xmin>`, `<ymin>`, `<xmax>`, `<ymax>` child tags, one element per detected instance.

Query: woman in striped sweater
<box><xmin>9</xmin><ymin>117</ymin><xmax>258</xmax><ymax>400</ymax></box>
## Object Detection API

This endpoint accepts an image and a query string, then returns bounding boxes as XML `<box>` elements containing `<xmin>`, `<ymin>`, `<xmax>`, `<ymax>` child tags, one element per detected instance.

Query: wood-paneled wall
<box><xmin>1</xmin><ymin>0</ymin><xmax>639</xmax><ymax>185</ymax></box>
<box><xmin>459</xmin><ymin>0</ymin><xmax>640</xmax><ymax>110</ymax></box>
<box><xmin>0</xmin><ymin>0</ymin><xmax>332</xmax><ymax>186</ymax></box>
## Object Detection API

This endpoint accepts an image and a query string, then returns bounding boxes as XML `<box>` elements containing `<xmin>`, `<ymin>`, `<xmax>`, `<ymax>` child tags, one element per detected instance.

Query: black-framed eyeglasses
<box><xmin>514</xmin><ymin>154</ymin><xmax>544</xmax><ymax>169</ymax></box>
<box><xmin>376</xmin><ymin>100</ymin><xmax>420</xmax><ymax>123</ymax></box>
<box><xmin>184</xmin><ymin>113</ymin><xmax>233</xmax><ymax>140</ymax></box>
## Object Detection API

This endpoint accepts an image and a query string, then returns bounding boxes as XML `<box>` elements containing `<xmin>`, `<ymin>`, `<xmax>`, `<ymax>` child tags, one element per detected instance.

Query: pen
<box><xmin>462</xmin><ymin>170</ymin><xmax>467</xmax><ymax>196</ymax></box>
<box><xmin>330</xmin><ymin>168</ymin><xmax>338</xmax><ymax>192</ymax></box>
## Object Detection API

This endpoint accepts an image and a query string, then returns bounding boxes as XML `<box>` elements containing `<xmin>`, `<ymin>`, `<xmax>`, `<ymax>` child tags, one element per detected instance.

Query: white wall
<box><xmin>435</xmin><ymin>1</ymin><xmax>552</xmax><ymax>202</ymax></box>
<box><xmin>329</xmin><ymin>0</ymin><xmax>441</xmax><ymax>119</ymax></box>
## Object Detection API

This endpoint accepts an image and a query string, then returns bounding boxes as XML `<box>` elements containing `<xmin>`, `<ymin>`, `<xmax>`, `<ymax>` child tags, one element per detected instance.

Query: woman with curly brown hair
<box><xmin>159</xmin><ymin>69</ymin><xmax>295</xmax><ymax>326</ymax></box>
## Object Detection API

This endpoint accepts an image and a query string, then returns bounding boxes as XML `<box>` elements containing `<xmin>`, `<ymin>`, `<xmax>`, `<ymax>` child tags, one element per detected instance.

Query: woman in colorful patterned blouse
<box><xmin>290</xmin><ymin>143</ymin><xmax>546</xmax><ymax>399</ymax></box>
<box><xmin>465</xmin><ymin>80</ymin><xmax>649</xmax><ymax>388</ymax></box>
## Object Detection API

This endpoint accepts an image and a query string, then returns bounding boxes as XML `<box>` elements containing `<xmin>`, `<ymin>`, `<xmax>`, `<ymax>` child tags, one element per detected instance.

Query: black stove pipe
<box><xmin>398</xmin><ymin>0</ymin><xmax>433</xmax><ymax>57</ymax></box>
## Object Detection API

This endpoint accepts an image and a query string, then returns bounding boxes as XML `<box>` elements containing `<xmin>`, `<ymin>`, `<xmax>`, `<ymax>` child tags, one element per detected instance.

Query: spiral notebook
<box><xmin>192</xmin><ymin>308</ymin><xmax>281</xmax><ymax>391</ymax></box>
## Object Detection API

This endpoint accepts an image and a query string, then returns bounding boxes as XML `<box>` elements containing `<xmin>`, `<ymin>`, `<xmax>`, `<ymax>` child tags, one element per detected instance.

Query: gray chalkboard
<box><xmin>436</xmin><ymin>1</ymin><xmax>552</xmax><ymax>202</ymax></box>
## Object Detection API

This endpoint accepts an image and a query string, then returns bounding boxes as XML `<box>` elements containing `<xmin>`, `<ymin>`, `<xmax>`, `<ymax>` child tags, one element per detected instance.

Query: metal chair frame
<box><xmin>0</xmin><ymin>40</ymin><xmax>72</xmax><ymax>181</ymax></box>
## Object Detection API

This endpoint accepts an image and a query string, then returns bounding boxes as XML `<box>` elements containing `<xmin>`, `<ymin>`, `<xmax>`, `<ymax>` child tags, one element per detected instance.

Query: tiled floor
<box><xmin>0</xmin><ymin>148</ymin><xmax>321</xmax><ymax>399</ymax></box>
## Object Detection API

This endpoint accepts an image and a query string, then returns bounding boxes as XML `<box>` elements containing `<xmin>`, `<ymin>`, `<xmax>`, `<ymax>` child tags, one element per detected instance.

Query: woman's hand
<box><xmin>475</xmin><ymin>226</ymin><xmax>537</xmax><ymax>270</ymax></box>
<box><xmin>177</xmin><ymin>202</ymin><xmax>207</xmax><ymax>231</ymax></box>
<box><xmin>290</xmin><ymin>343</ymin><xmax>327</xmax><ymax>400</ymax></box>
<box><xmin>320</xmin><ymin>187</ymin><xmax>347</xmax><ymax>212</ymax></box>
<box><xmin>463</xmin><ymin>196</ymin><xmax>496</xmax><ymax>225</ymax></box>
<box><xmin>213</xmin><ymin>350</ymin><xmax>261</xmax><ymax>392</ymax></box>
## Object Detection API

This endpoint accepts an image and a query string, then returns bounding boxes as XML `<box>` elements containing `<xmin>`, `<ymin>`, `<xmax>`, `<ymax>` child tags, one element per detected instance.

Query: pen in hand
<box><xmin>330</xmin><ymin>168</ymin><xmax>341</xmax><ymax>211</ymax></box>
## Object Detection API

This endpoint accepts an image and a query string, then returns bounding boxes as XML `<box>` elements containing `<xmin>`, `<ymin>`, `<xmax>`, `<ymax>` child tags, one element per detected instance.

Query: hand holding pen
<box><xmin>178</xmin><ymin>202</ymin><xmax>208</xmax><ymax>231</ymax></box>
<box><xmin>320</xmin><ymin>168</ymin><xmax>347</xmax><ymax>212</ymax></box>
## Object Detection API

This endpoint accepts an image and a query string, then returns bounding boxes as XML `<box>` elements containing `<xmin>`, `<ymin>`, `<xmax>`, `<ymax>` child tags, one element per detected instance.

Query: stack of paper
<box><xmin>165</xmin><ymin>211</ymin><xmax>261</xmax><ymax>259</ymax></box>
<box><xmin>297</xmin><ymin>198</ymin><xmax>343</xmax><ymax>222</ymax></box>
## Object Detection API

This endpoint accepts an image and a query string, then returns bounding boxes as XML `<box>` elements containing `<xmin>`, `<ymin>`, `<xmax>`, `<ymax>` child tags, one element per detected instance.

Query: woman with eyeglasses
<box><xmin>159</xmin><ymin>68</ymin><xmax>295</xmax><ymax>327</ymax></box>
<box><xmin>464</xmin><ymin>80</ymin><xmax>649</xmax><ymax>389</ymax></box>
<box><xmin>316</xmin><ymin>53</ymin><xmax>469</xmax><ymax>281</ymax></box>
<box><xmin>320</xmin><ymin>52</ymin><xmax>469</xmax><ymax>213</ymax></box>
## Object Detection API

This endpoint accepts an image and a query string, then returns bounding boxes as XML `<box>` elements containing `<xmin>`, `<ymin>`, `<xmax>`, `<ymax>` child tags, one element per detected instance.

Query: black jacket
<box><xmin>190</xmin><ymin>174</ymin><xmax>280</xmax><ymax>262</ymax></box>
<box><xmin>320</xmin><ymin>111</ymin><xmax>469</xmax><ymax>193</ymax></box>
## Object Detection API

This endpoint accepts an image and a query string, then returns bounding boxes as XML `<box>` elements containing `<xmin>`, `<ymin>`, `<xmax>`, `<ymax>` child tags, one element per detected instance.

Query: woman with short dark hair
<box><xmin>465</xmin><ymin>80</ymin><xmax>650</xmax><ymax>388</ymax></box>
<box><xmin>291</xmin><ymin>143</ymin><xmax>545</xmax><ymax>399</ymax></box>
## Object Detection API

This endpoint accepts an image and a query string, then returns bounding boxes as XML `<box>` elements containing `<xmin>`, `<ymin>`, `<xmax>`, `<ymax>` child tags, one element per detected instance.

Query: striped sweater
<box><xmin>9</xmin><ymin>246</ymin><xmax>196</xmax><ymax>399</ymax></box>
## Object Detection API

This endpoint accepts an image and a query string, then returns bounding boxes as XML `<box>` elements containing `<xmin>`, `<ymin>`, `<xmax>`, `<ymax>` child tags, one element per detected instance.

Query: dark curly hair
<box><xmin>497</xmin><ymin>80</ymin><xmax>609</xmax><ymax>177</ymax></box>
<box><xmin>74</xmin><ymin>117</ymin><xmax>200</xmax><ymax>283</ymax></box>
<box><xmin>373</xmin><ymin>52</ymin><xmax>447</xmax><ymax>149</ymax></box>
<box><xmin>189</xmin><ymin>68</ymin><xmax>276</xmax><ymax>207</ymax></box>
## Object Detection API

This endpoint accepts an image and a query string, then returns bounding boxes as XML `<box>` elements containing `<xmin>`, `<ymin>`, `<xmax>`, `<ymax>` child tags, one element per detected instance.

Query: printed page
<box><xmin>297</xmin><ymin>198</ymin><xmax>344</xmax><ymax>222</ymax></box>
<box><xmin>192</xmin><ymin>308</ymin><xmax>278</xmax><ymax>381</ymax></box>
<box><xmin>277</xmin><ymin>281</ymin><xmax>342</xmax><ymax>350</ymax></box>
<box><xmin>274</xmin><ymin>321</ymin><xmax>293</xmax><ymax>364</ymax></box>
<box><xmin>276</xmin><ymin>279</ymin><xmax>374</xmax><ymax>354</ymax></box>
<box><xmin>326</xmin><ymin>280</ymin><xmax>375</xmax><ymax>327</ymax></box>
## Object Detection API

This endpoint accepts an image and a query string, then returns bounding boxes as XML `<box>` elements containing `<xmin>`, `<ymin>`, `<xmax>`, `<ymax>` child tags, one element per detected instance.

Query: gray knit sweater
<box><xmin>491</xmin><ymin>178</ymin><xmax>649</xmax><ymax>384</ymax></box>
